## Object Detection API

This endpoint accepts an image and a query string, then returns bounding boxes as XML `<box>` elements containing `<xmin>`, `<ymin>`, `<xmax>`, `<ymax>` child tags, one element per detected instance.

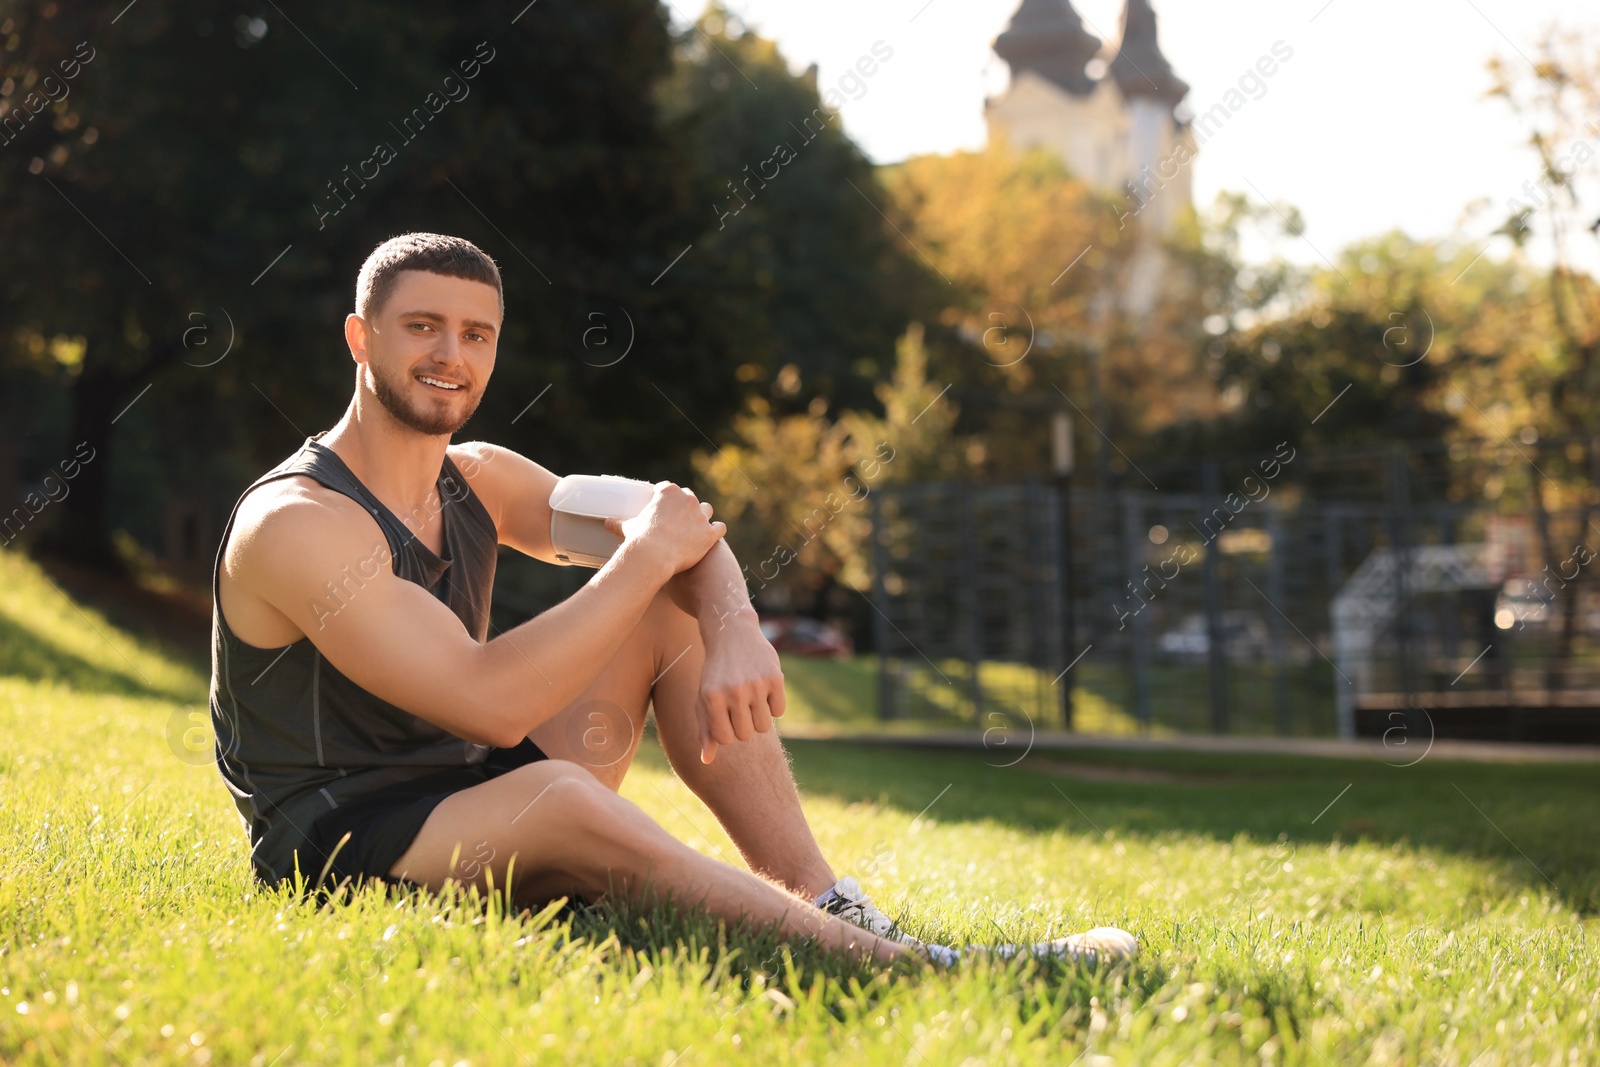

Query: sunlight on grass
<box><xmin>2</xmin><ymin>547</ymin><xmax>1597</xmax><ymax>1065</ymax></box>
<box><xmin>0</xmin><ymin>550</ymin><xmax>204</xmax><ymax>703</ymax></box>
<box><xmin>779</xmin><ymin>653</ymin><xmax>1155</xmax><ymax>736</ymax></box>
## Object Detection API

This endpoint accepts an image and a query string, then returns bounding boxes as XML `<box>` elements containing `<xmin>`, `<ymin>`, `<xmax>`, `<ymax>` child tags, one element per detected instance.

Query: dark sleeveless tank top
<box><xmin>208</xmin><ymin>434</ymin><xmax>500</xmax><ymax>887</ymax></box>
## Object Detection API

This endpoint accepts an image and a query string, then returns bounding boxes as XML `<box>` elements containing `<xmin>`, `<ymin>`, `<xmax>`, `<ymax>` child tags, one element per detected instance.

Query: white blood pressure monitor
<box><xmin>546</xmin><ymin>474</ymin><xmax>657</xmax><ymax>567</ymax></box>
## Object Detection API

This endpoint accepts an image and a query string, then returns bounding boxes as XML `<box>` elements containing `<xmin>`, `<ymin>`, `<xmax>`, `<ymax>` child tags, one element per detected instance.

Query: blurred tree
<box><xmin>658</xmin><ymin>4</ymin><xmax>936</xmax><ymax>412</ymax></box>
<box><xmin>695</xmin><ymin>323</ymin><xmax>959</xmax><ymax>612</ymax></box>
<box><xmin>1150</xmin><ymin>222</ymin><xmax>1579</xmax><ymax>498</ymax></box>
<box><xmin>882</xmin><ymin>143</ymin><xmax>1123</xmax><ymax>391</ymax></box>
<box><xmin>839</xmin><ymin>324</ymin><xmax>963</xmax><ymax>486</ymax></box>
<box><xmin>1485</xmin><ymin>26</ymin><xmax>1600</xmax><ymax>437</ymax></box>
<box><xmin>1481</xmin><ymin>28</ymin><xmax>1600</xmax><ymax>681</ymax></box>
<box><xmin>0</xmin><ymin>0</ymin><xmax>747</xmax><ymax>572</ymax></box>
<box><xmin>1194</xmin><ymin>234</ymin><xmax>1487</xmax><ymax>466</ymax></box>
<box><xmin>882</xmin><ymin>147</ymin><xmax>1283</xmax><ymax>486</ymax></box>
<box><xmin>884</xmin><ymin>143</ymin><xmax>1110</xmax><ymax>384</ymax></box>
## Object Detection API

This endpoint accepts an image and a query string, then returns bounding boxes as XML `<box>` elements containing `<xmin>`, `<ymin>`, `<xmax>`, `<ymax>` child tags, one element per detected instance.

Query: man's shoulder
<box><xmin>447</xmin><ymin>439</ymin><xmax>517</xmax><ymax>478</ymax></box>
<box><xmin>445</xmin><ymin>440</ymin><xmax>547</xmax><ymax>522</ymax></box>
<box><xmin>227</xmin><ymin>476</ymin><xmax>377</xmax><ymax>576</ymax></box>
<box><xmin>237</xmin><ymin>473</ymin><xmax>365</xmax><ymax>524</ymax></box>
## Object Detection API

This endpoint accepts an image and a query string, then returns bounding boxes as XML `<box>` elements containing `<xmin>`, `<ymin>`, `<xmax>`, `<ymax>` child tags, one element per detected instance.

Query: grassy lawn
<box><xmin>3</xmin><ymin>547</ymin><xmax>1599</xmax><ymax>1065</ymax></box>
<box><xmin>778</xmin><ymin>654</ymin><xmax>1156</xmax><ymax>736</ymax></box>
<box><xmin>777</xmin><ymin>654</ymin><xmax>1341</xmax><ymax>738</ymax></box>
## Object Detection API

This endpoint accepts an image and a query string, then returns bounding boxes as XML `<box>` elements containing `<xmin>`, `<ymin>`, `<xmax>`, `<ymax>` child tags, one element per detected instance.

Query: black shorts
<box><xmin>302</xmin><ymin>737</ymin><xmax>549</xmax><ymax>898</ymax></box>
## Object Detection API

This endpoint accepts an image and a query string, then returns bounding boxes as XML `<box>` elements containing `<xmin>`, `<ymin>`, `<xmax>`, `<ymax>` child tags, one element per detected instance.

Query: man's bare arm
<box><xmin>229</xmin><ymin>479</ymin><xmax>722</xmax><ymax>748</ymax></box>
<box><xmin>456</xmin><ymin>440</ymin><xmax>786</xmax><ymax>763</ymax></box>
<box><xmin>450</xmin><ymin>441</ymin><xmax>561</xmax><ymax>561</ymax></box>
<box><xmin>455</xmin><ymin>441</ymin><xmax>757</xmax><ymax>640</ymax></box>
<box><xmin>660</xmin><ymin>541</ymin><xmax>786</xmax><ymax>764</ymax></box>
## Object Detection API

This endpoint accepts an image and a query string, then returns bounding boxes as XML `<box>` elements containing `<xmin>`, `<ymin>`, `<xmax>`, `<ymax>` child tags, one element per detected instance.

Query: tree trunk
<box><xmin>1555</xmin><ymin>439</ymin><xmax>1600</xmax><ymax>687</ymax></box>
<box><xmin>1555</xmin><ymin>526</ymin><xmax>1587</xmax><ymax>689</ymax></box>
<box><xmin>40</xmin><ymin>367</ymin><xmax>127</xmax><ymax>575</ymax></box>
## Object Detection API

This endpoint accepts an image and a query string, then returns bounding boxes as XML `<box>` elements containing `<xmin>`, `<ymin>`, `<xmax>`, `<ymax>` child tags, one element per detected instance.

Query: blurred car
<box><xmin>759</xmin><ymin>616</ymin><xmax>854</xmax><ymax>658</ymax></box>
<box><xmin>1493</xmin><ymin>578</ymin><xmax>1553</xmax><ymax>630</ymax></box>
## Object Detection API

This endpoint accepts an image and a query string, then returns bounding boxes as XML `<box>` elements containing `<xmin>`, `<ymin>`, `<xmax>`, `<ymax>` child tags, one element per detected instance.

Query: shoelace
<box><xmin>821</xmin><ymin>889</ymin><xmax>919</xmax><ymax>943</ymax></box>
<box><xmin>819</xmin><ymin>881</ymin><xmax>1137</xmax><ymax>967</ymax></box>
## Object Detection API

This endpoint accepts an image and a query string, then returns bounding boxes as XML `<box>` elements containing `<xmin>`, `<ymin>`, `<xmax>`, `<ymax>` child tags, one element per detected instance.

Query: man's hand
<box><xmin>617</xmin><ymin>483</ymin><xmax>784</xmax><ymax>763</ymax></box>
<box><xmin>695</xmin><ymin>616</ymin><xmax>786</xmax><ymax>764</ymax></box>
<box><xmin>603</xmin><ymin>481</ymin><xmax>726</xmax><ymax>578</ymax></box>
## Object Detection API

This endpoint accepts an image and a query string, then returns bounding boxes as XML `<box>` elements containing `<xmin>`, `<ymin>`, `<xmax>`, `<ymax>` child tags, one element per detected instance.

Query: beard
<box><xmin>368</xmin><ymin>360</ymin><xmax>483</xmax><ymax>436</ymax></box>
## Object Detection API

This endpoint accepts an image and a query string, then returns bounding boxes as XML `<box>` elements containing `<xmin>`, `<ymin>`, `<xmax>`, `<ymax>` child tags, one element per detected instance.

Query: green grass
<box><xmin>778</xmin><ymin>653</ymin><xmax>1337</xmax><ymax>738</ymax></box>
<box><xmin>3</xmin><ymin>546</ymin><xmax>1600</xmax><ymax>1065</ymax></box>
<box><xmin>778</xmin><ymin>654</ymin><xmax>1153</xmax><ymax>736</ymax></box>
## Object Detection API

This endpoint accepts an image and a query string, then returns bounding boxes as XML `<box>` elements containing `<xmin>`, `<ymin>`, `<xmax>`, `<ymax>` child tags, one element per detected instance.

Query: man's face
<box><xmin>351</xmin><ymin>270</ymin><xmax>501</xmax><ymax>437</ymax></box>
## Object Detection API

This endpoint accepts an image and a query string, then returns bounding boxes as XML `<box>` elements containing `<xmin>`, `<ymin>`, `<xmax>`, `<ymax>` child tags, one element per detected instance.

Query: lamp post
<box><xmin>1052</xmin><ymin>410</ymin><xmax>1077</xmax><ymax>729</ymax></box>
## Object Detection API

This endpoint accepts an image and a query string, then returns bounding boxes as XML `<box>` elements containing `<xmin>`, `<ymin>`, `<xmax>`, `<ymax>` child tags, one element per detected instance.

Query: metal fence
<box><xmin>869</xmin><ymin>439</ymin><xmax>1600</xmax><ymax>743</ymax></box>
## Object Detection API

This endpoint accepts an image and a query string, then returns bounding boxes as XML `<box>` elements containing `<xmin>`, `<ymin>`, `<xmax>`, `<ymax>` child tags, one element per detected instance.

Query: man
<box><xmin>210</xmin><ymin>232</ymin><xmax>1136</xmax><ymax>968</ymax></box>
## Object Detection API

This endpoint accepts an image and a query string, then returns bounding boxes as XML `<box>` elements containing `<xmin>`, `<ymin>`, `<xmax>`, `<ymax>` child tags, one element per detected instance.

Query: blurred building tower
<box><xmin>986</xmin><ymin>0</ymin><xmax>1193</xmax><ymax>313</ymax></box>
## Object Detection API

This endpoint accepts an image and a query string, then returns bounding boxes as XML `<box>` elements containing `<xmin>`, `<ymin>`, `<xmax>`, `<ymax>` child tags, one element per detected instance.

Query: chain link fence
<box><xmin>869</xmin><ymin>438</ymin><xmax>1600</xmax><ymax>743</ymax></box>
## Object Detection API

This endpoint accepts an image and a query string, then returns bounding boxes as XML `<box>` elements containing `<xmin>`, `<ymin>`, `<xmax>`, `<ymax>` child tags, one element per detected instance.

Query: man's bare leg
<box><xmin>526</xmin><ymin>592</ymin><xmax>837</xmax><ymax>901</ymax></box>
<box><xmin>386</xmin><ymin>760</ymin><xmax>908</xmax><ymax>965</ymax></box>
<box><xmin>641</xmin><ymin>599</ymin><xmax>839</xmax><ymax>899</ymax></box>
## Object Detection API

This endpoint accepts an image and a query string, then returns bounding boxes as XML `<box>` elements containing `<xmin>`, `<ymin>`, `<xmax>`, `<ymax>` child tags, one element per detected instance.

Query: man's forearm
<box><xmin>665</xmin><ymin>539</ymin><xmax>758</xmax><ymax>638</ymax></box>
<box><xmin>476</xmin><ymin>540</ymin><xmax>673</xmax><ymax>745</ymax></box>
<box><xmin>665</xmin><ymin>536</ymin><xmax>787</xmax><ymax>762</ymax></box>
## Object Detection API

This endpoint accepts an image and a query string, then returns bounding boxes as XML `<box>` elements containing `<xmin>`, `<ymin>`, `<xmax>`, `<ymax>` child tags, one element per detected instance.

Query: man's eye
<box><xmin>410</xmin><ymin>322</ymin><xmax>431</xmax><ymax>332</ymax></box>
<box><xmin>467</xmin><ymin>332</ymin><xmax>486</xmax><ymax>342</ymax></box>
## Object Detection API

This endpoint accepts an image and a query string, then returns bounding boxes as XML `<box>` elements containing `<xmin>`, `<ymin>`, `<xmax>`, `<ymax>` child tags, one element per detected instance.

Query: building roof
<box><xmin>1107</xmin><ymin>0</ymin><xmax>1189</xmax><ymax>108</ymax></box>
<box><xmin>992</xmin><ymin>0</ymin><xmax>1102</xmax><ymax>98</ymax></box>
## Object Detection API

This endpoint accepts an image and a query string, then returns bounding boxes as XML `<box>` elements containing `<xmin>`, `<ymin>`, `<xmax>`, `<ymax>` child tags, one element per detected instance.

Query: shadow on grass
<box><xmin>0</xmin><ymin>609</ymin><xmax>195</xmax><ymax>704</ymax></box>
<box><xmin>314</xmin><ymin>870</ymin><xmax>1162</xmax><ymax>1027</ymax></box>
<box><xmin>569</xmin><ymin>891</ymin><xmax>1171</xmax><ymax>1042</ymax></box>
<box><xmin>779</xmin><ymin>738</ymin><xmax>1600</xmax><ymax>915</ymax></box>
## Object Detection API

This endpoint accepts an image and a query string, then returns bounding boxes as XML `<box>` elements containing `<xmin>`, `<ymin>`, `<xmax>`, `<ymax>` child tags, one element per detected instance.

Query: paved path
<box><xmin>777</xmin><ymin>725</ymin><xmax>1600</xmax><ymax>764</ymax></box>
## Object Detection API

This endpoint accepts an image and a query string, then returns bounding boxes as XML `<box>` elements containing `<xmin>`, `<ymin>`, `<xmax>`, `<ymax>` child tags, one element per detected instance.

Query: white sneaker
<box><xmin>816</xmin><ymin>878</ymin><xmax>1137</xmax><ymax>968</ymax></box>
<box><xmin>978</xmin><ymin>926</ymin><xmax>1140</xmax><ymax>965</ymax></box>
<box><xmin>815</xmin><ymin>876</ymin><xmax>924</xmax><ymax>948</ymax></box>
<box><xmin>917</xmin><ymin>926</ymin><xmax>1138</xmax><ymax>969</ymax></box>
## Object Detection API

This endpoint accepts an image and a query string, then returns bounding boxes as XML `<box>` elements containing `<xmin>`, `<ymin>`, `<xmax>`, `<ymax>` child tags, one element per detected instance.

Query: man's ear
<box><xmin>345</xmin><ymin>313</ymin><xmax>370</xmax><ymax>365</ymax></box>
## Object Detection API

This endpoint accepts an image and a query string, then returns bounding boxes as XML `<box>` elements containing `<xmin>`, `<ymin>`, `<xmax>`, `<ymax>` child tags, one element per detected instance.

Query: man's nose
<box><xmin>433</xmin><ymin>331</ymin><xmax>463</xmax><ymax>364</ymax></box>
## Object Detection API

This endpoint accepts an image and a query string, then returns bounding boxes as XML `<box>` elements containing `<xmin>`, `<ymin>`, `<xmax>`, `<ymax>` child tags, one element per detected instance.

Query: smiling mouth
<box><xmin>417</xmin><ymin>374</ymin><xmax>465</xmax><ymax>392</ymax></box>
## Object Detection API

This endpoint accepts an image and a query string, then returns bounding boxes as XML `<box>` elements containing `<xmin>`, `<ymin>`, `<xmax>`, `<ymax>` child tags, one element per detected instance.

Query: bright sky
<box><xmin>690</xmin><ymin>0</ymin><xmax>1600</xmax><ymax>274</ymax></box>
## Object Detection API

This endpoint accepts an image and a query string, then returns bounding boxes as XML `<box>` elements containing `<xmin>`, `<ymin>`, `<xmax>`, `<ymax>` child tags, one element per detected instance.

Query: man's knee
<box><xmin>514</xmin><ymin>762</ymin><xmax>674</xmax><ymax>870</ymax></box>
<box><xmin>488</xmin><ymin>762</ymin><xmax>621</xmax><ymax>876</ymax></box>
<box><xmin>503</xmin><ymin>758</ymin><xmax>610</xmax><ymax>820</ymax></box>
<box><xmin>508</xmin><ymin>759</ymin><xmax>663</xmax><ymax>849</ymax></box>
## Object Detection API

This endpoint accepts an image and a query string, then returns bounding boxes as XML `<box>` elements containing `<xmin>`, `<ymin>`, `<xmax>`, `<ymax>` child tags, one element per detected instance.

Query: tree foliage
<box><xmin>1483</xmin><ymin>28</ymin><xmax>1600</xmax><ymax>437</ymax></box>
<box><xmin>3</xmin><ymin>0</ymin><xmax>917</xmax><ymax>570</ymax></box>
<box><xmin>658</xmin><ymin>5</ymin><xmax>936</xmax><ymax>411</ymax></box>
<box><xmin>694</xmin><ymin>324</ymin><xmax>958</xmax><ymax>607</ymax></box>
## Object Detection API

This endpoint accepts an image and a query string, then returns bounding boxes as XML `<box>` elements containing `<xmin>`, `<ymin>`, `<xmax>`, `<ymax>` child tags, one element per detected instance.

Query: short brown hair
<box><xmin>355</xmin><ymin>232</ymin><xmax>503</xmax><ymax>321</ymax></box>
